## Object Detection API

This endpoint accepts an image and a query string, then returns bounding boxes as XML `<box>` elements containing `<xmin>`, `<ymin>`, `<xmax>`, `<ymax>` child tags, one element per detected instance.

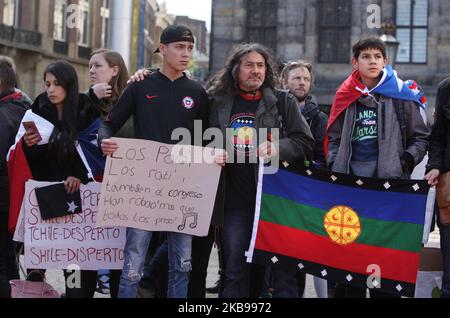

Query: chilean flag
<box><xmin>7</xmin><ymin>111</ymin><xmax>106</xmax><ymax>233</ymax></box>
<box><xmin>7</xmin><ymin>110</ymin><xmax>54</xmax><ymax>234</ymax></box>
<box><xmin>76</xmin><ymin>118</ymin><xmax>106</xmax><ymax>182</ymax></box>
<box><xmin>324</xmin><ymin>65</ymin><xmax>428</xmax><ymax>157</ymax></box>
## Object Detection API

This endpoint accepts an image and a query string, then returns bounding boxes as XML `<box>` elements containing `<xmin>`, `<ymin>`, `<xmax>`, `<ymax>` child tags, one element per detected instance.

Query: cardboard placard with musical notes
<box><xmin>97</xmin><ymin>138</ymin><xmax>221</xmax><ymax>237</ymax></box>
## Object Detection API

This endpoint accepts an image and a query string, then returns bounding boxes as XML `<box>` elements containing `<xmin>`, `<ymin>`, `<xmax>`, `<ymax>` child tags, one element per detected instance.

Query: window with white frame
<box><xmin>396</xmin><ymin>0</ymin><xmax>428</xmax><ymax>64</ymax></box>
<box><xmin>53</xmin><ymin>0</ymin><xmax>67</xmax><ymax>41</ymax></box>
<box><xmin>101</xmin><ymin>0</ymin><xmax>110</xmax><ymax>48</ymax></box>
<box><xmin>3</xmin><ymin>0</ymin><xmax>17</xmax><ymax>26</ymax></box>
<box><xmin>77</xmin><ymin>0</ymin><xmax>90</xmax><ymax>46</ymax></box>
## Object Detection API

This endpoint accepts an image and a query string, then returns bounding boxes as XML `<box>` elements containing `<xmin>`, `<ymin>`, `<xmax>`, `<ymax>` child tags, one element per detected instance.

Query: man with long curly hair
<box><xmin>209</xmin><ymin>43</ymin><xmax>314</xmax><ymax>298</ymax></box>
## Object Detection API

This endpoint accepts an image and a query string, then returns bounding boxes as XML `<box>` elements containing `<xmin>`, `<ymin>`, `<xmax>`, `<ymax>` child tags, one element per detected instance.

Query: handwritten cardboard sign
<box><xmin>24</xmin><ymin>181</ymin><xmax>126</xmax><ymax>270</ymax></box>
<box><xmin>97</xmin><ymin>138</ymin><xmax>221</xmax><ymax>237</ymax></box>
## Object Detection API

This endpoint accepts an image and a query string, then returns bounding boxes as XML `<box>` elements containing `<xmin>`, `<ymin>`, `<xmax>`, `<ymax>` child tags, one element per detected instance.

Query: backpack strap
<box><xmin>275</xmin><ymin>90</ymin><xmax>289</xmax><ymax>138</ymax></box>
<box><xmin>393</xmin><ymin>99</ymin><xmax>407</xmax><ymax>149</ymax></box>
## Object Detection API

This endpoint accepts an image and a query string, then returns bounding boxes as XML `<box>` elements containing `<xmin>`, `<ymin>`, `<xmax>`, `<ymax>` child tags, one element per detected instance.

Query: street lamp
<box><xmin>379</xmin><ymin>21</ymin><xmax>400</xmax><ymax>68</ymax></box>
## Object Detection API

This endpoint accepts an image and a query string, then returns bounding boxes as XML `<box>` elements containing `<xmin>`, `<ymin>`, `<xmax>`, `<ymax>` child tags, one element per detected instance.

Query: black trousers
<box><xmin>63</xmin><ymin>270</ymin><xmax>121</xmax><ymax>298</ymax></box>
<box><xmin>188</xmin><ymin>226</ymin><xmax>225</xmax><ymax>298</ymax></box>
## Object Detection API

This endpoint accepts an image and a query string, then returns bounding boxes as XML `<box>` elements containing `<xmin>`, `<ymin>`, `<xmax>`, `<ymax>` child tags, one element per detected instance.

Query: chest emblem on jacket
<box><xmin>182</xmin><ymin>96</ymin><xmax>195</xmax><ymax>109</ymax></box>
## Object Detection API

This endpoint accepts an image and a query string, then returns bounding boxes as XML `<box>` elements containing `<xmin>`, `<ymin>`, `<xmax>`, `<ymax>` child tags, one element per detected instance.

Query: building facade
<box><xmin>210</xmin><ymin>0</ymin><xmax>450</xmax><ymax>109</ymax></box>
<box><xmin>0</xmin><ymin>0</ymin><xmax>174</xmax><ymax>97</ymax></box>
<box><xmin>175</xmin><ymin>15</ymin><xmax>208</xmax><ymax>55</ymax></box>
<box><xmin>151</xmin><ymin>1</ymin><xmax>174</xmax><ymax>68</ymax></box>
<box><xmin>174</xmin><ymin>15</ymin><xmax>209</xmax><ymax>83</ymax></box>
<box><xmin>0</xmin><ymin>0</ymin><xmax>113</xmax><ymax>98</ymax></box>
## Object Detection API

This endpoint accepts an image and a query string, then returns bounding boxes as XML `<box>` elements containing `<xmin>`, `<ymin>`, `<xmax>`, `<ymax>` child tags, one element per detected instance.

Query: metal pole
<box><xmin>109</xmin><ymin>0</ymin><xmax>133</xmax><ymax>69</ymax></box>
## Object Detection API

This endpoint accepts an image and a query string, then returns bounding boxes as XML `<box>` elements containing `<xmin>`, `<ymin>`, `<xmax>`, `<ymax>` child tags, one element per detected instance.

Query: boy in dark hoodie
<box><xmin>0</xmin><ymin>56</ymin><xmax>31</xmax><ymax>298</ymax></box>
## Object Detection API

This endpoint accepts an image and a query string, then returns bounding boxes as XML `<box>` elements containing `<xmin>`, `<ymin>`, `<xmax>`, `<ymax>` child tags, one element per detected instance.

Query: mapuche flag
<box><xmin>247</xmin><ymin>164</ymin><xmax>432</xmax><ymax>297</ymax></box>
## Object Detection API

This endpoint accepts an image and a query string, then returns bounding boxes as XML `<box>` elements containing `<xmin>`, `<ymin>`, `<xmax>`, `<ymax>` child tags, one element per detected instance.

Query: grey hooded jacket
<box><xmin>327</xmin><ymin>95</ymin><xmax>430</xmax><ymax>179</ymax></box>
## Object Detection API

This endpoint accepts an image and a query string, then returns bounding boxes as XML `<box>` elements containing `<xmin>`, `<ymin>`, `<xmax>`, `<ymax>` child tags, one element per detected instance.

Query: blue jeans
<box><xmin>118</xmin><ymin>228</ymin><xmax>192</xmax><ymax>298</ymax></box>
<box><xmin>222</xmin><ymin>209</ymin><xmax>255</xmax><ymax>298</ymax></box>
<box><xmin>439</xmin><ymin>224</ymin><xmax>450</xmax><ymax>298</ymax></box>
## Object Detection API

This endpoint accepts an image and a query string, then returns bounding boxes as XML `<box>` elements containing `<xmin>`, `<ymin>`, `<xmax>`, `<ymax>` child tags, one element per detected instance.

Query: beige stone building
<box><xmin>0</xmin><ymin>0</ymin><xmax>114</xmax><ymax>98</ymax></box>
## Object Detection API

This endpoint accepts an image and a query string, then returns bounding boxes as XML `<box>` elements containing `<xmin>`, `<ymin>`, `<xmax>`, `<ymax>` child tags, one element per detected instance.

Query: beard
<box><xmin>293</xmin><ymin>90</ymin><xmax>309</xmax><ymax>102</ymax></box>
<box><xmin>241</xmin><ymin>78</ymin><xmax>264</xmax><ymax>91</ymax></box>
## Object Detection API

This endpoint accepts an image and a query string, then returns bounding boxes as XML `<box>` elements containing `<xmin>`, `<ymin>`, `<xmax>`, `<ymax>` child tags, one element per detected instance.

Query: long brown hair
<box><xmin>91</xmin><ymin>49</ymin><xmax>129</xmax><ymax>105</ymax></box>
<box><xmin>208</xmin><ymin>43</ymin><xmax>278</xmax><ymax>96</ymax></box>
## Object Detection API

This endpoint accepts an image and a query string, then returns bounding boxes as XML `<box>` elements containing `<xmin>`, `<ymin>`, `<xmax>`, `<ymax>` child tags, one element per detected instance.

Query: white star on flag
<box><xmin>67</xmin><ymin>201</ymin><xmax>78</xmax><ymax>214</ymax></box>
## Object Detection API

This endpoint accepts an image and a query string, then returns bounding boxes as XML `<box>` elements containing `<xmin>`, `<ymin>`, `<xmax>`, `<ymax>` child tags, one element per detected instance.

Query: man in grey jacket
<box><xmin>327</xmin><ymin>37</ymin><xmax>430</xmax><ymax>298</ymax></box>
<box><xmin>209</xmin><ymin>43</ymin><xmax>314</xmax><ymax>298</ymax></box>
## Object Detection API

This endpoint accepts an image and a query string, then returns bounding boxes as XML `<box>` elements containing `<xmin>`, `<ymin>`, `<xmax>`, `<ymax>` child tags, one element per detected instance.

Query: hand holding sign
<box><xmin>97</xmin><ymin>138</ymin><xmax>221</xmax><ymax>237</ymax></box>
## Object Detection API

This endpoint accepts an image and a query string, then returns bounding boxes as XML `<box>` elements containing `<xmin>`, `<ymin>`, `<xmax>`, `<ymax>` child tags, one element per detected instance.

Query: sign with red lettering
<box><xmin>24</xmin><ymin>181</ymin><xmax>126</xmax><ymax>270</ymax></box>
<box><xmin>97</xmin><ymin>138</ymin><xmax>221</xmax><ymax>236</ymax></box>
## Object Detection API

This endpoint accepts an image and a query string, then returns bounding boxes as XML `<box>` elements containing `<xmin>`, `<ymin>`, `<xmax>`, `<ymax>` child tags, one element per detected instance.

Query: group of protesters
<box><xmin>0</xmin><ymin>24</ymin><xmax>449</xmax><ymax>299</ymax></box>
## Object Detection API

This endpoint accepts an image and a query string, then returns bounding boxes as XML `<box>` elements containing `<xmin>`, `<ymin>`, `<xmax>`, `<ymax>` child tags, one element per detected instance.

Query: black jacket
<box><xmin>23</xmin><ymin>93</ymin><xmax>100</xmax><ymax>184</ymax></box>
<box><xmin>302</xmin><ymin>95</ymin><xmax>328</xmax><ymax>167</ymax></box>
<box><xmin>427</xmin><ymin>78</ymin><xmax>450</xmax><ymax>173</ymax></box>
<box><xmin>0</xmin><ymin>89</ymin><xmax>31</xmax><ymax>213</ymax></box>
<box><xmin>98</xmin><ymin>71</ymin><xmax>209</xmax><ymax>145</ymax></box>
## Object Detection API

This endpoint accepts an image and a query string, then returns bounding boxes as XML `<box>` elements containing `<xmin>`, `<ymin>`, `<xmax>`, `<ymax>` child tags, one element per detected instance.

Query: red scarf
<box><xmin>1</xmin><ymin>91</ymin><xmax>22</xmax><ymax>103</ymax></box>
<box><xmin>324</xmin><ymin>70</ymin><xmax>368</xmax><ymax>157</ymax></box>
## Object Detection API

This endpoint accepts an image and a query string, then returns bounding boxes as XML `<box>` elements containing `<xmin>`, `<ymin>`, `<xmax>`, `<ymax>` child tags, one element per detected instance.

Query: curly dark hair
<box><xmin>208</xmin><ymin>43</ymin><xmax>278</xmax><ymax>95</ymax></box>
